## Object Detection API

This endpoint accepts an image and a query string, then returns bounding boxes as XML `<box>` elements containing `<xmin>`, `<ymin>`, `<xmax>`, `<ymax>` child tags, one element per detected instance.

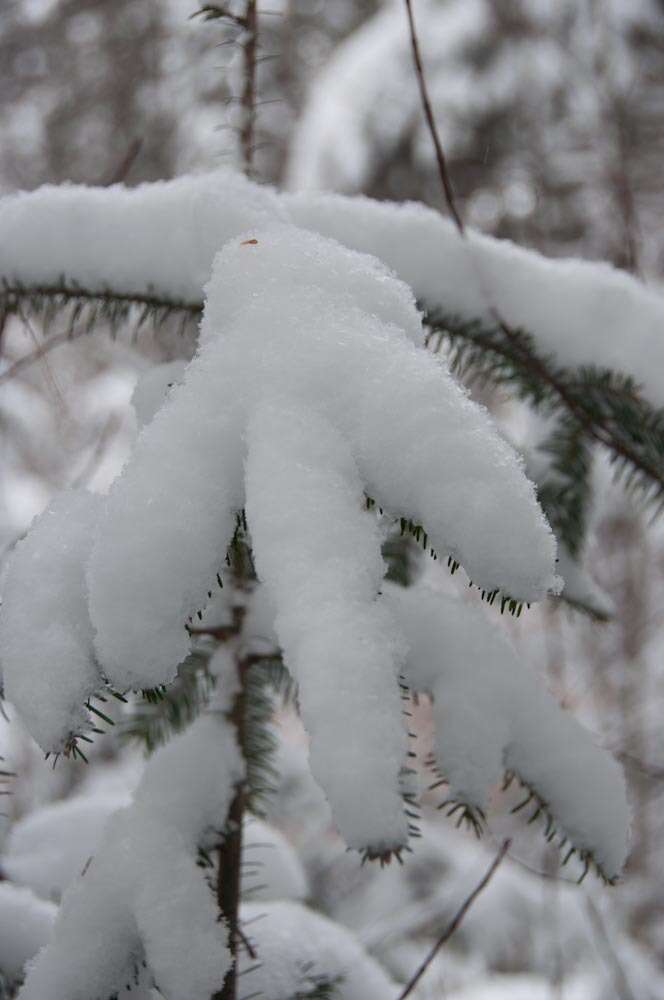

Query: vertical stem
<box><xmin>214</xmin><ymin>673</ymin><xmax>246</xmax><ymax>1000</ymax></box>
<box><xmin>240</xmin><ymin>0</ymin><xmax>258</xmax><ymax>175</ymax></box>
<box><xmin>214</xmin><ymin>531</ymin><xmax>253</xmax><ymax>1000</ymax></box>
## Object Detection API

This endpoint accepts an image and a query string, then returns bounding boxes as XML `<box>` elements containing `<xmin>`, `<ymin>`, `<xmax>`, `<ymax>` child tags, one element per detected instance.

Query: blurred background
<box><xmin>1</xmin><ymin>1</ymin><xmax>664</xmax><ymax>997</ymax></box>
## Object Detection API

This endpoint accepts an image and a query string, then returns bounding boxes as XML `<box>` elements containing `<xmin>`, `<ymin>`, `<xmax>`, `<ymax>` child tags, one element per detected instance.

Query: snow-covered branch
<box><xmin>18</xmin><ymin>713</ymin><xmax>242</xmax><ymax>1000</ymax></box>
<box><xmin>2</xmin><ymin>170</ymin><xmax>664</xmax><ymax>405</ymax></box>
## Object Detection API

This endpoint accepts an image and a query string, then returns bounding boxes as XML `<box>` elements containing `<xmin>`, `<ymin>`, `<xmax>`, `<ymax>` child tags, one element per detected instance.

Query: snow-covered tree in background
<box><xmin>2</xmin><ymin>2</ymin><xmax>664</xmax><ymax>998</ymax></box>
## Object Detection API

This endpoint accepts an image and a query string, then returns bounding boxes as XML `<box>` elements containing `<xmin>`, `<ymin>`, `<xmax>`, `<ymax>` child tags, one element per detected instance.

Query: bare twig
<box><xmin>397</xmin><ymin>839</ymin><xmax>511</xmax><ymax>999</ymax></box>
<box><xmin>240</xmin><ymin>1</ymin><xmax>258</xmax><ymax>174</ymax></box>
<box><xmin>403</xmin><ymin>0</ymin><xmax>464</xmax><ymax>234</ymax></box>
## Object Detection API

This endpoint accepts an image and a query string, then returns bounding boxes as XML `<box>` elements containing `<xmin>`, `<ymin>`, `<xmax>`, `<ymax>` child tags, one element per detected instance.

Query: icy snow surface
<box><xmin>18</xmin><ymin>714</ymin><xmax>242</xmax><ymax>1000</ymax></box>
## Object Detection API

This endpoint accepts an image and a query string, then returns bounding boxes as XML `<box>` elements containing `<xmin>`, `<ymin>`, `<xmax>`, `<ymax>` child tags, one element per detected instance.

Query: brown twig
<box><xmin>240</xmin><ymin>1</ymin><xmax>258</xmax><ymax>175</ymax></box>
<box><xmin>397</xmin><ymin>839</ymin><xmax>511</xmax><ymax>999</ymax></box>
<box><xmin>403</xmin><ymin>0</ymin><xmax>464</xmax><ymax>234</ymax></box>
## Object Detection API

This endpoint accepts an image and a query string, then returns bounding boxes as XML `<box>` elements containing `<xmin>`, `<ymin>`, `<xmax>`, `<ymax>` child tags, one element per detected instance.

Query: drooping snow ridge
<box><xmin>2</xmin><ymin>169</ymin><xmax>664</xmax><ymax>404</ymax></box>
<box><xmin>86</xmin><ymin>346</ymin><xmax>245</xmax><ymax>688</ymax></box>
<box><xmin>0</xmin><ymin>490</ymin><xmax>103</xmax><ymax>751</ymax></box>
<box><xmin>238</xmin><ymin>900</ymin><xmax>398</xmax><ymax>1000</ymax></box>
<box><xmin>384</xmin><ymin>582</ymin><xmax>630</xmax><ymax>878</ymax></box>
<box><xmin>245</xmin><ymin>399</ymin><xmax>409</xmax><ymax>850</ymax></box>
<box><xmin>18</xmin><ymin>713</ymin><xmax>242</xmax><ymax>1000</ymax></box>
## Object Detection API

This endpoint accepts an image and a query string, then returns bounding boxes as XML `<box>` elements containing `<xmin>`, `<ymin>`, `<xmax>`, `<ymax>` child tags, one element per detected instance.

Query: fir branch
<box><xmin>122</xmin><ymin>650</ymin><xmax>214</xmax><ymax>753</ymax></box>
<box><xmin>427</xmin><ymin>310</ymin><xmax>664</xmax><ymax>512</ymax></box>
<box><xmin>192</xmin><ymin>0</ymin><xmax>259</xmax><ymax>175</ymax></box>
<box><xmin>0</xmin><ymin>281</ymin><xmax>201</xmax><ymax>385</ymax></box>
<box><xmin>537</xmin><ymin>416</ymin><xmax>594</xmax><ymax>558</ymax></box>
<box><xmin>501</xmin><ymin>770</ymin><xmax>617</xmax><ymax>886</ymax></box>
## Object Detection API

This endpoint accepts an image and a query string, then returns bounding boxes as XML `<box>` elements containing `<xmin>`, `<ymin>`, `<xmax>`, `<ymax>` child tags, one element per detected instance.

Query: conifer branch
<box><xmin>427</xmin><ymin>311</ymin><xmax>664</xmax><ymax>512</ymax></box>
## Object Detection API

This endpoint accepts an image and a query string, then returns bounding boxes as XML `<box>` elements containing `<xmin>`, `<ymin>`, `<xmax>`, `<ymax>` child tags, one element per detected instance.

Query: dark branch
<box><xmin>397</xmin><ymin>839</ymin><xmax>511</xmax><ymax>999</ymax></box>
<box><xmin>403</xmin><ymin>0</ymin><xmax>464</xmax><ymax>234</ymax></box>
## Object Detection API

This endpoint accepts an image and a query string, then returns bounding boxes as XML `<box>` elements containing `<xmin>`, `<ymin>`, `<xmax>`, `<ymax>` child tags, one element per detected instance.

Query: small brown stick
<box><xmin>403</xmin><ymin>0</ymin><xmax>464</xmax><ymax>234</ymax></box>
<box><xmin>240</xmin><ymin>1</ymin><xmax>258</xmax><ymax>175</ymax></box>
<box><xmin>397</xmin><ymin>839</ymin><xmax>511</xmax><ymax>999</ymax></box>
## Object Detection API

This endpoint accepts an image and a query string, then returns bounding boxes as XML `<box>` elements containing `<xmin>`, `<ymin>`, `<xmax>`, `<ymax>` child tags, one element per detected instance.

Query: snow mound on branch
<box><xmin>0</xmin><ymin>883</ymin><xmax>56</xmax><ymax>984</ymax></box>
<box><xmin>287</xmin><ymin>189</ymin><xmax>664</xmax><ymax>407</ymax></box>
<box><xmin>385</xmin><ymin>582</ymin><xmax>629</xmax><ymax>879</ymax></box>
<box><xmin>0</xmin><ymin>490</ymin><xmax>103</xmax><ymax>751</ymax></box>
<box><xmin>2</xmin><ymin>169</ymin><xmax>664</xmax><ymax>404</ymax></box>
<box><xmin>238</xmin><ymin>899</ymin><xmax>398</xmax><ymax>1000</ymax></box>
<box><xmin>87</xmin><ymin>225</ymin><xmax>556</xmax><ymax>851</ymax></box>
<box><xmin>0</xmin><ymin>169</ymin><xmax>284</xmax><ymax>305</ymax></box>
<box><xmin>18</xmin><ymin>714</ymin><xmax>242</xmax><ymax>1000</ymax></box>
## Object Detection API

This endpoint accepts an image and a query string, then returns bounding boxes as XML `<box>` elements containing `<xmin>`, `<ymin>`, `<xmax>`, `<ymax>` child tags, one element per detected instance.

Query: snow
<box><xmin>238</xmin><ymin>900</ymin><xmax>398</xmax><ymax>1000</ymax></box>
<box><xmin>83</xmin><ymin>226</ymin><xmax>557</xmax><ymax>849</ymax></box>
<box><xmin>241</xmin><ymin>815</ymin><xmax>308</xmax><ymax>902</ymax></box>
<box><xmin>384</xmin><ymin>582</ymin><xmax>630</xmax><ymax>879</ymax></box>
<box><xmin>2</xmin><ymin>789</ymin><xmax>130</xmax><ymax>900</ymax></box>
<box><xmin>86</xmin><ymin>339</ymin><xmax>245</xmax><ymax>689</ymax></box>
<box><xmin>556</xmin><ymin>546</ymin><xmax>615</xmax><ymax>621</ymax></box>
<box><xmin>0</xmin><ymin>883</ymin><xmax>56</xmax><ymax>984</ymax></box>
<box><xmin>287</xmin><ymin>190</ymin><xmax>664</xmax><ymax>407</ymax></box>
<box><xmin>18</xmin><ymin>713</ymin><xmax>242</xmax><ymax>1000</ymax></box>
<box><xmin>245</xmin><ymin>398</ymin><xmax>409</xmax><ymax>851</ymax></box>
<box><xmin>2</xmin><ymin>169</ymin><xmax>664</xmax><ymax>405</ymax></box>
<box><xmin>130</xmin><ymin>360</ymin><xmax>187</xmax><ymax>428</ymax></box>
<box><xmin>0</xmin><ymin>489</ymin><xmax>103</xmax><ymax>751</ymax></box>
<box><xmin>0</xmin><ymin>169</ymin><xmax>285</xmax><ymax>305</ymax></box>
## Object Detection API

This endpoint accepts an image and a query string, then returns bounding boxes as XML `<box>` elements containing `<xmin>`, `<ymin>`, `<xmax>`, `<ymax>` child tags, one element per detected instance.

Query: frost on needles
<box><xmin>0</xmin><ymin>172</ymin><xmax>634</xmax><ymax>996</ymax></box>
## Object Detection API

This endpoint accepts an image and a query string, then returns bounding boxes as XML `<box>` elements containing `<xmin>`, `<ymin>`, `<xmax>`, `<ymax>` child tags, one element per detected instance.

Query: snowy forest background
<box><xmin>1</xmin><ymin>1</ymin><xmax>664</xmax><ymax>998</ymax></box>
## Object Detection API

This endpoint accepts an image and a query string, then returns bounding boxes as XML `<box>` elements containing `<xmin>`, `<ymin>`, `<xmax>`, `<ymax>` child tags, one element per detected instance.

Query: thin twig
<box><xmin>236</xmin><ymin>924</ymin><xmax>257</xmax><ymax>960</ymax></box>
<box><xmin>397</xmin><ymin>839</ymin><xmax>511</xmax><ymax>999</ymax></box>
<box><xmin>240</xmin><ymin>1</ymin><xmax>258</xmax><ymax>174</ymax></box>
<box><xmin>584</xmin><ymin>895</ymin><xmax>636</xmax><ymax>1000</ymax></box>
<box><xmin>403</xmin><ymin>0</ymin><xmax>464</xmax><ymax>234</ymax></box>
